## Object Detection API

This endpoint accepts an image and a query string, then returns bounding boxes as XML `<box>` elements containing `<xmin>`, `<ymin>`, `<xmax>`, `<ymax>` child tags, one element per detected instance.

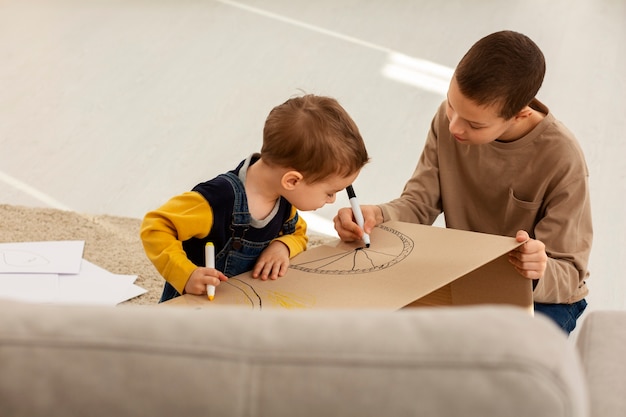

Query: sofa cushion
<box><xmin>0</xmin><ymin>302</ymin><xmax>588</xmax><ymax>417</ymax></box>
<box><xmin>576</xmin><ymin>310</ymin><xmax>626</xmax><ymax>417</ymax></box>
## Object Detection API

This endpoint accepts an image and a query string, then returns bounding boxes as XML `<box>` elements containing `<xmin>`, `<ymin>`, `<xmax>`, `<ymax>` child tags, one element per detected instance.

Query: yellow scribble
<box><xmin>266</xmin><ymin>291</ymin><xmax>316</xmax><ymax>309</ymax></box>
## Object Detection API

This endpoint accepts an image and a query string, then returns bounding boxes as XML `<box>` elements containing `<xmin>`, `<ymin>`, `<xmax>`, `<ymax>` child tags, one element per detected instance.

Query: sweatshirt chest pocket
<box><xmin>504</xmin><ymin>188</ymin><xmax>543</xmax><ymax>233</ymax></box>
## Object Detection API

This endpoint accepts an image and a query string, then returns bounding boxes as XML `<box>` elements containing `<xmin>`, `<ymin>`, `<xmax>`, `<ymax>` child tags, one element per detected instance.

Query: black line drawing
<box><xmin>290</xmin><ymin>224</ymin><xmax>414</xmax><ymax>274</ymax></box>
<box><xmin>224</xmin><ymin>277</ymin><xmax>262</xmax><ymax>309</ymax></box>
<box><xmin>215</xmin><ymin>224</ymin><xmax>415</xmax><ymax>310</ymax></box>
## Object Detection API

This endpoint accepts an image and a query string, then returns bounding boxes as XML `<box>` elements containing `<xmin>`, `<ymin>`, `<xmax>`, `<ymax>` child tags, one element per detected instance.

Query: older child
<box><xmin>143</xmin><ymin>94</ymin><xmax>369</xmax><ymax>302</ymax></box>
<box><xmin>334</xmin><ymin>31</ymin><xmax>592</xmax><ymax>334</ymax></box>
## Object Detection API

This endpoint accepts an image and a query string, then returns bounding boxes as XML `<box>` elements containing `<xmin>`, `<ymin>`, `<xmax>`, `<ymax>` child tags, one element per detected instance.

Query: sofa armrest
<box><xmin>576</xmin><ymin>310</ymin><xmax>626</xmax><ymax>417</ymax></box>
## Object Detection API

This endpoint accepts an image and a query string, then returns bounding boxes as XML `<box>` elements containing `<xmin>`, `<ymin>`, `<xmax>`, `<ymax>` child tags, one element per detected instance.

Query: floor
<box><xmin>1</xmin><ymin>0</ymin><xmax>624</xmax><ymax>313</ymax></box>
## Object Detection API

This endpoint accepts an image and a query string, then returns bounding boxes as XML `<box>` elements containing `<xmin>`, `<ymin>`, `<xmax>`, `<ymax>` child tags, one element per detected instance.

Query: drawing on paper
<box><xmin>0</xmin><ymin>250</ymin><xmax>50</xmax><ymax>268</ymax></box>
<box><xmin>290</xmin><ymin>224</ymin><xmax>413</xmax><ymax>274</ymax></box>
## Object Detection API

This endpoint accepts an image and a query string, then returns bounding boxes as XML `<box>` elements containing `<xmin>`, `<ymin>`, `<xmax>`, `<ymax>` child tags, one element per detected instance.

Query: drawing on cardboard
<box><xmin>223</xmin><ymin>277</ymin><xmax>262</xmax><ymax>309</ymax></box>
<box><xmin>202</xmin><ymin>224</ymin><xmax>415</xmax><ymax>310</ymax></box>
<box><xmin>290</xmin><ymin>224</ymin><xmax>413</xmax><ymax>274</ymax></box>
<box><xmin>167</xmin><ymin>221</ymin><xmax>529</xmax><ymax>311</ymax></box>
<box><xmin>222</xmin><ymin>277</ymin><xmax>317</xmax><ymax>310</ymax></box>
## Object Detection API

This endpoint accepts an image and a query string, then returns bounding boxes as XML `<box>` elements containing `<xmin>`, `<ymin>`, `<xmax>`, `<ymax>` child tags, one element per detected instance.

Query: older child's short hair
<box><xmin>455</xmin><ymin>30</ymin><xmax>546</xmax><ymax>120</ymax></box>
<box><xmin>261</xmin><ymin>94</ymin><xmax>369</xmax><ymax>183</ymax></box>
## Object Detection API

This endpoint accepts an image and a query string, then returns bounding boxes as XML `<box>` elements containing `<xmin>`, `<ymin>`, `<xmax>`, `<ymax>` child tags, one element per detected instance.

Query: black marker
<box><xmin>346</xmin><ymin>185</ymin><xmax>371</xmax><ymax>248</ymax></box>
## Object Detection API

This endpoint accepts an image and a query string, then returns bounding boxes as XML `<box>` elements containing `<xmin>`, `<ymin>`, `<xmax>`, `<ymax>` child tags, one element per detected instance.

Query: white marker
<box><xmin>346</xmin><ymin>185</ymin><xmax>370</xmax><ymax>248</ymax></box>
<box><xmin>205</xmin><ymin>242</ymin><xmax>216</xmax><ymax>301</ymax></box>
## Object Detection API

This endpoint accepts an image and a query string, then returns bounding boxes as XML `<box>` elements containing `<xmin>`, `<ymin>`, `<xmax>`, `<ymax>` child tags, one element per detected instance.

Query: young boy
<box><xmin>334</xmin><ymin>31</ymin><xmax>592</xmax><ymax>334</ymax></box>
<box><xmin>142</xmin><ymin>94</ymin><xmax>369</xmax><ymax>302</ymax></box>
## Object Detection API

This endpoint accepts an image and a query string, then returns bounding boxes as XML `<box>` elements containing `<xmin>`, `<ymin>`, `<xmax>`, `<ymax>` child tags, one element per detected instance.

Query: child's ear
<box><xmin>281</xmin><ymin>170</ymin><xmax>304</xmax><ymax>190</ymax></box>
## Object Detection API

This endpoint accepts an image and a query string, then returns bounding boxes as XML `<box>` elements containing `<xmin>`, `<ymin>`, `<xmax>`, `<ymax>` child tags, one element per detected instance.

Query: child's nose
<box><xmin>448</xmin><ymin>116</ymin><xmax>463</xmax><ymax>135</ymax></box>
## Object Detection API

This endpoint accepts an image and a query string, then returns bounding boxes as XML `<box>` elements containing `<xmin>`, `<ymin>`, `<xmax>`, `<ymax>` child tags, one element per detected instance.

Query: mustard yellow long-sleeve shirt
<box><xmin>141</xmin><ymin>158</ymin><xmax>308</xmax><ymax>294</ymax></box>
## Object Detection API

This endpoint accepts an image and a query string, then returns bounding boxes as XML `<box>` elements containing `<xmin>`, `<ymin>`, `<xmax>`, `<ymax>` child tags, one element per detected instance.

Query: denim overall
<box><xmin>159</xmin><ymin>171</ymin><xmax>297</xmax><ymax>302</ymax></box>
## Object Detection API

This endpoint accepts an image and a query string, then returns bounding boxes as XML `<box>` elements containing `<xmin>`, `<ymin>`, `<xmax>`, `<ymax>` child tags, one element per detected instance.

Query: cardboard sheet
<box><xmin>164</xmin><ymin>221</ymin><xmax>532</xmax><ymax>311</ymax></box>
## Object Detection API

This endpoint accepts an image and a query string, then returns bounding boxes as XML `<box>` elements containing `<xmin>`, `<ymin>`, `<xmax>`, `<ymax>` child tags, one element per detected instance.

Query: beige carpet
<box><xmin>0</xmin><ymin>204</ymin><xmax>331</xmax><ymax>306</ymax></box>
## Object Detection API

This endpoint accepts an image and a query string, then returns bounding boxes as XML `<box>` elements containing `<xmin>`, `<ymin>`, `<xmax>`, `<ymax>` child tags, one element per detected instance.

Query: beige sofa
<box><xmin>0</xmin><ymin>301</ymin><xmax>623</xmax><ymax>417</ymax></box>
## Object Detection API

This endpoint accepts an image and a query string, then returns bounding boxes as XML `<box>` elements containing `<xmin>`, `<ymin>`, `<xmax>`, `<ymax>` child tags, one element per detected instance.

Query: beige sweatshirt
<box><xmin>380</xmin><ymin>100</ymin><xmax>592</xmax><ymax>304</ymax></box>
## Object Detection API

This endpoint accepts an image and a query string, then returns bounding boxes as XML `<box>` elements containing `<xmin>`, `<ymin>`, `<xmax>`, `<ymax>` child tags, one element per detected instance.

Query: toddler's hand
<box><xmin>184</xmin><ymin>267</ymin><xmax>227</xmax><ymax>295</ymax></box>
<box><xmin>252</xmin><ymin>241</ymin><xmax>290</xmax><ymax>280</ymax></box>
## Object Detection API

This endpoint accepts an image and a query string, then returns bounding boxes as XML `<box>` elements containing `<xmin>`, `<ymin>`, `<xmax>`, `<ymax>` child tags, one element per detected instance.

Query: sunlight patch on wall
<box><xmin>382</xmin><ymin>53</ymin><xmax>453</xmax><ymax>96</ymax></box>
<box><xmin>0</xmin><ymin>170</ymin><xmax>71</xmax><ymax>211</ymax></box>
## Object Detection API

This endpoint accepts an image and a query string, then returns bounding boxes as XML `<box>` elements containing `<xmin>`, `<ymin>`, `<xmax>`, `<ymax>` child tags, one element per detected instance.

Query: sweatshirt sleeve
<box><xmin>532</xmin><ymin>175</ymin><xmax>593</xmax><ymax>304</ymax></box>
<box><xmin>274</xmin><ymin>206</ymin><xmax>309</xmax><ymax>257</ymax></box>
<box><xmin>140</xmin><ymin>191</ymin><xmax>214</xmax><ymax>294</ymax></box>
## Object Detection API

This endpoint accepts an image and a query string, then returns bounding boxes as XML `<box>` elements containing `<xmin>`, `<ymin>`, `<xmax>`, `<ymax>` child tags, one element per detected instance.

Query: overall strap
<box><xmin>219</xmin><ymin>172</ymin><xmax>250</xmax><ymax>250</ymax></box>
